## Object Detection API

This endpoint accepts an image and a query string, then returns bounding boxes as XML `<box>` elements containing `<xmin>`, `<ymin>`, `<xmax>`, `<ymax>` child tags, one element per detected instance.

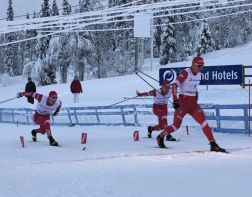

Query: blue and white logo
<box><xmin>162</xmin><ymin>69</ymin><xmax>177</xmax><ymax>84</ymax></box>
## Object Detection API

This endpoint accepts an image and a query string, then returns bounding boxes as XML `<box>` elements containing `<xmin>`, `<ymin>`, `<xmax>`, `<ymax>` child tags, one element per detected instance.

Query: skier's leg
<box><xmin>189</xmin><ymin>105</ymin><xmax>214</xmax><ymax>141</ymax></box>
<box><xmin>189</xmin><ymin>105</ymin><xmax>226</xmax><ymax>152</ymax></box>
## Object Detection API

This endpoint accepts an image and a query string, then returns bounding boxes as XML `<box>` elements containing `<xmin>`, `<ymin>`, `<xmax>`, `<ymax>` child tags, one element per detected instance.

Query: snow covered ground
<box><xmin>1</xmin><ymin>42</ymin><xmax>252</xmax><ymax>197</ymax></box>
<box><xmin>0</xmin><ymin>124</ymin><xmax>252</xmax><ymax>197</ymax></box>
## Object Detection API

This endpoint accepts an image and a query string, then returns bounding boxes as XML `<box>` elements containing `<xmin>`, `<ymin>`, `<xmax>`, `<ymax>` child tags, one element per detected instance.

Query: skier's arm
<box><xmin>172</xmin><ymin>70</ymin><xmax>188</xmax><ymax>101</ymax></box>
<box><xmin>172</xmin><ymin>70</ymin><xmax>188</xmax><ymax>109</ymax></box>
<box><xmin>137</xmin><ymin>89</ymin><xmax>156</xmax><ymax>97</ymax></box>
<box><xmin>17</xmin><ymin>92</ymin><xmax>43</xmax><ymax>102</ymax></box>
<box><xmin>52</xmin><ymin>101</ymin><xmax>62</xmax><ymax>116</ymax></box>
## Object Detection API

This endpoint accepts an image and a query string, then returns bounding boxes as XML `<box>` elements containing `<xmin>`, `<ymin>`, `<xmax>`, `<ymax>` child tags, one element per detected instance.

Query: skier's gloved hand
<box><xmin>17</xmin><ymin>92</ymin><xmax>24</xmax><ymax>98</ymax></box>
<box><xmin>52</xmin><ymin>112</ymin><xmax>58</xmax><ymax>116</ymax></box>
<box><xmin>173</xmin><ymin>100</ymin><xmax>180</xmax><ymax>110</ymax></box>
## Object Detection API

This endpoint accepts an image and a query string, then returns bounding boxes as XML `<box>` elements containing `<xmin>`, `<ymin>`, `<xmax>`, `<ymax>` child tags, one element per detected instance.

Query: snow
<box><xmin>1</xmin><ymin>42</ymin><xmax>252</xmax><ymax>197</ymax></box>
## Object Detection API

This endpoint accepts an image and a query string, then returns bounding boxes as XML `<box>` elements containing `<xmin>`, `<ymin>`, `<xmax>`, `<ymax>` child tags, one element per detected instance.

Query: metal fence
<box><xmin>0</xmin><ymin>104</ymin><xmax>250</xmax><ymax>134</ymax></box>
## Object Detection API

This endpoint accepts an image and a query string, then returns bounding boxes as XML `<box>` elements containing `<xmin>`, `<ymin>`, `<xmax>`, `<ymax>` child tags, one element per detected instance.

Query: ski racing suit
<box><xmin>24</xmin><ymin>92</ymin><xmax>62</xmax><ymax>135</ymax></box>
<box><xmin>160</xmin><ymin>68</ymin><xmax>214</xmax><ymax>141</ymax></box>
<box><xmin>138</xmin><ymin>88</ymin><xmax>171</xmax><ymax>131</ymax></box>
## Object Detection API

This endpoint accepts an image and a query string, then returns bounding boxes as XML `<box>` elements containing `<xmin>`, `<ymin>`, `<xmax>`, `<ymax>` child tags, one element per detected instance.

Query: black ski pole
<box><xmin>123</xmin><ymin>97</ymin><xmax>152</xmax><ymax>100</ymax></box>
<box><xmin>106</xmin><ymin>95</ymin><xmax>139</xmax><ymax>108</ymax></box>
<box><xmin>135</xmin><ymin>72</ymin><xmax>159</xmax><ymax>92</ymax></box>
<box><xmin>0</xmin><ymin>96</ymin><xmax>18</xmax><ymax>104</ymax></box>
<box><xmin>135</xmin><ymin>72</ymin><xmax>173</xmax><ymax>104</ymax></box>
<box><xmin>135</xmin><ymin>68</ymin><xmax>159</xmax><ymax>83</ymax></box>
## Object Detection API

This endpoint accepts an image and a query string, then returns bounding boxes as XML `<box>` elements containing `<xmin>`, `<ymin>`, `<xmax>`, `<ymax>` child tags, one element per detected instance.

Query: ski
<box><xmin>155</xmin><ymin>146</ymin><xmax>170</xmax><ymax>149</ymax></box>
<box><xmin>143</xmin><ymin>137</ymin><xmax>180</xmax><ymax>142</ymax></box>
<box><xmin>154</xmin><ymin>146</ymin><xmax>230</xmax><ymax>154</ymax></box>
<box><xmin>28</xmin><ymin>140</ymin><xmax>87</xmax><ymax>150</ymax></box>
<box><xmin>68</xmin><ymin>123</ymin><xmax>76</xmax><ymax>127</ymax></box>
<box><xmin>29</xmin><ymin>140</ymin><xmax>62</xmax><ymax>147</ymax></box>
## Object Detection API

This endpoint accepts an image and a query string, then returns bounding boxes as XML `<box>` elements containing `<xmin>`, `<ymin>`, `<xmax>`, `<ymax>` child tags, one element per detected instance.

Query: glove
<box><xmin>173</xmin><ymin>100</ymin><xmax>180</xmax><ymax>110</ymax></box>
<box><xmin>17</xmin><ymin>92</ymin><xmax>24</xmax><ymax>98</ymax></box>
<box><xmin>136</xmin><ymin>90</ymin><xmax>140</xmax><ymax>96</ymax></box>
<box><xmin>52</xmin><ymin>112</ymin><xmax>58</xmax><ymax>116</ymax></box>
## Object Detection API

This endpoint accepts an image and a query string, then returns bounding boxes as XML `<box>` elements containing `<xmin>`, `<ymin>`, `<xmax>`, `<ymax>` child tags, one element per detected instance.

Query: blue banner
<box><xmin>159</xmin><ymin>65</ymin><xmax>243</xmax><ymax>85</ymax></box>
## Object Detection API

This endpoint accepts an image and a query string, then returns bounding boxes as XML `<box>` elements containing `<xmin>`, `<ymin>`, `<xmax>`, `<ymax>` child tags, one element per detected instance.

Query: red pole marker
<box><xmin>20</xmin><ymin>136</ymin><xmax>24</xmax><ymax>148</ymax></box>
<box><xmin>186</xmin><ymin>125</ymin><xmax>189</xmax><ymax>135</ymax></box>
<box><xmin>133</xmin><ymin>131</ymin><xmax>139</xmax><ymax>141</ymax></box>
<box><xmin>81</xmin><ymin>133</ymin><xmax>87</xmax><ymax>144</ymax></box>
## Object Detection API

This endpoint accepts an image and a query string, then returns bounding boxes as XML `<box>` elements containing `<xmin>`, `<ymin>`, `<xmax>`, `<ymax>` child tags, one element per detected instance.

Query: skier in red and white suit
<box><xmin>156</xmin><ymin>56</ymin><xmax>226</xmax><ymax>152</ymax></box>
<box><xmin>137</xmin><ymin>80</ymin><xmax>176</xmax><ymax>141</ymax></box>
<box><xmin>17</xmin><ymin>91</ymin><xmax>61</xmax><ymax>146</ymax></box>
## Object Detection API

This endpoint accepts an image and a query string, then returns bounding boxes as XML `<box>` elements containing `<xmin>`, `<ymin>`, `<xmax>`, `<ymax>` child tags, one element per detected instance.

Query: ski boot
<box><xmin>31</xmin><ymin>130</ymin><xmax>37</xmax><ymax>142</ymax></box>
<box><xmin>210</xmin><ymin>140</ymin><xmax>226</xmax><ymax>153</ymax></box>
<box><xmin>147</xmin><ymin>126</ymin><xmax>153</xmax><ymax>138</ymax></box>
<box><xmin>48</xmin><ymin>136</ymin><xmax>59</xmax><ymax>146</ymax></box>
<box><xmin>166</xmin><ymin>134</ymin><xmax>177</xmax><ymax>141</ymax></box>
<box><xmin>157</xmin><ymin>134</ymin><xmax>166</xmax><ymax>148</ymax></box>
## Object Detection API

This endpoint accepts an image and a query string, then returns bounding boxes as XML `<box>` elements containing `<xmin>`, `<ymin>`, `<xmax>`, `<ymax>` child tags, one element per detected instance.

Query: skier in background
<box><xmin>137</xmin><ymin>79</ymin><xmax>177</xmax><ymax>141</ymax></box>
<box><xmin>17</xmin><ymin>91</ymin><xmax>61</xmax><ymax>146</ymax></box>
<box><xmin>70</xmin><ymin>75</ymin><xmax>83</xmax><ymax>103</ymax></box>
<box><xmin>156</xmin><ymin>56</ymin><xmax>227</xmax><ymax>152</ymax></box>
<box><xmin>25</xmin><ymin>77</ymin><xmax>36</xmax><ymax>104</ymax></box>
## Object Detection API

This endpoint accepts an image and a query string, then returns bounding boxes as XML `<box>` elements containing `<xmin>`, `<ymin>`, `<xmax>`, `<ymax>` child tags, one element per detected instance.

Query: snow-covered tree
<box><xmin>153</xmin><ymin>18</ymin><xmax>162</xmax><ymax>58</ymax></box>
<box><xmin>196</xmin><ymin>20</ymin><xmax>215</xmax><ymax>55</ymax></box>
<box><xmin>23</xmin><ymin>14</ymin><xmax>38</xmax><ymax>78</ymax></box>
<box><xmin>159</xmin><ymin>15</ymin><xmax>176</xmax><ymax>65</ymax></box>
<box><xmin>6</xmin><ymin>0</ymin><xmax>14</xmax><ymax>21</ymax></box>
<box><xmin>4</xmin><ymin>0</ymin><xmax>20</xmax><ymax>76</ymax></box>
<box><xmin>41</xmin><ymin>0</ymin><xmax>50</xmax><ymax>17</ymax></box>
<box><xmin>71</xmin><ymin>32</ymin><xmax>92</xmax><ymax>81</ymax></box>
<box><xmin>62</xmin><ymin>0</ymin><xmax>72</xmax><ymax>15</ymax></box>
<box><xmin>52</xmin><ymin>0</ymin><xmax>59</xmax><ymax>16</ymax></box>
<box><xmin>79</xmin><ymin>0</ymin><xmax>93</xmax><ymax>12</ymax></box>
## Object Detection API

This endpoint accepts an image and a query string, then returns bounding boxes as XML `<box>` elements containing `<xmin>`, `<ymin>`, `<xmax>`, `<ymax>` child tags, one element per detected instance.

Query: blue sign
<box><xmin>159</xmin><ymin>65</ymin><xmax>243</xmax><ymax>85</ymax></box>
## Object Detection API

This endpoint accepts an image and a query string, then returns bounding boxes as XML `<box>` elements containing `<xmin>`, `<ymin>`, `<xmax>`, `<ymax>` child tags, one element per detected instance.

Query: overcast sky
<box><xmin>0</xmin><ymin>0</ymin><xmax>79</xmax><ymax>20</ymax></box>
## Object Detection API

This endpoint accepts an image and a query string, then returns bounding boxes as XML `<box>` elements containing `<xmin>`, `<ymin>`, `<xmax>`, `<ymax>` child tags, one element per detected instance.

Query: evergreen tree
<box><xmin>41</xmin><ymin>0</ymin><xmax>50</xmax><ymax>17</ymax></box>
<box><xmin>63</xmin><ymin>0</ymin><xmax>72</xmax><ymax>15</ymax></box>
<box><xmin>4</xmin><ymin>0</ymin><xmax>20</xmax><ymax>76</ymax></box>
<box><xmin>52</xmin><ymin>0</ymin><xmax>59</xmax><ymax>16</ymax></box>
<box><xmin>0</xmin><ymin>35</ymin><xmax>4</xmax><ymax>74</ymax></box>
<box><xmin>37</xmin><ymin>0</ymin><xmax>51</xmax><ymax>60</ymax></box>
<box><xmin>79</xmin><ymin>0</ymin><xmax>93</xmax><ymax>12</ymax></box>
<box><xmin>153</xmin><ymin>18</ymin><xmax>162</xmax><ymax>58</ymax></box>
<box><xmin>23</xmin><ymin>12</ymin><xmax>38</xmax><ymax>78</ymax></box>
<box><xmin>159</xmin><ymin>15</ymin><xmax>176</xmax><ymax>65</ymax></box>
<box><xmin>56</xmin><ymin>0</ymin><xmax>72</xmax><ymax>83</ymax></box>
<box><xmin>34</xmin><ymin>0</ymin><xmax>53</xmax><ymax>85</ymax></box>
<box><xmin>106</xmin><ymin>0</ymin><xmax>135</xmax><ymax>75</ymax></box>
<box><xmin>196</xmin><ymin>20</ymin><xmax>215</xmax><ymax>55</ymax></box>
<box><xmin>6</xmin><ymin>0</ymin><xmax>14</xmax><ymax>21</ymax></box>
<box><xmin>72</xmin><ymin>32</ymin><xmax>92</xmax><ymax>81</ymax></box>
